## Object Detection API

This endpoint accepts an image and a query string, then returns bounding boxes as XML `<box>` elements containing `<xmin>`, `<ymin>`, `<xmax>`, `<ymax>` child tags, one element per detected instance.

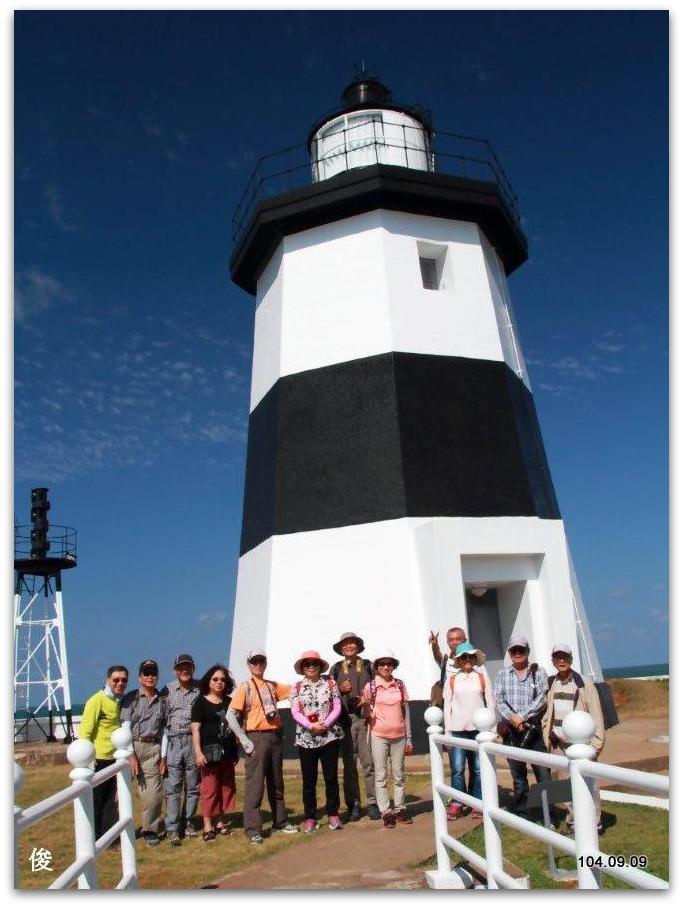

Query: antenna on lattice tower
<box><xmin>14</xmin><ymin>488</ymin><xmax>77</xmax><ymax>743</ymax></box>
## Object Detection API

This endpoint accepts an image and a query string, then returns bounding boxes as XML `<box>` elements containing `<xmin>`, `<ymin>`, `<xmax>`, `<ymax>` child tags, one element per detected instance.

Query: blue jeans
<box><xmin>448</xmin><ymin>730</ymin><xmax>481</xmax><ymax>800</ymax></box>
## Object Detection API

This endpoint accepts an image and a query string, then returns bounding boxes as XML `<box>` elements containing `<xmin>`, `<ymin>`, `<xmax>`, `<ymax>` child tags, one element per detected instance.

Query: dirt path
<box><xmin>212</xmin><ymin>784</ymin><xmax>483</xmax><ymax>890</ymax></box>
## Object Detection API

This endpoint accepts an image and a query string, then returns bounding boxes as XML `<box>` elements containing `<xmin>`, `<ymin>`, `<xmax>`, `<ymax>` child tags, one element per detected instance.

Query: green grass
<box><xmin>16</xmin><ymin>762</ymin><xmax>428</xmax><ymax>890</ymax></box>
<box><xmin>449</xmin><ymin>803</ymin><xmax>669</xmax><ymax>889</ymax></box>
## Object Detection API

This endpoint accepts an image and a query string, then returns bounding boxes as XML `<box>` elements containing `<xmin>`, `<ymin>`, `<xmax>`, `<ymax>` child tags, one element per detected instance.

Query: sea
<box><xmin>602</xmin><ymin>662</ymin><xmax>669</xmax><ymax>679</ymax></box>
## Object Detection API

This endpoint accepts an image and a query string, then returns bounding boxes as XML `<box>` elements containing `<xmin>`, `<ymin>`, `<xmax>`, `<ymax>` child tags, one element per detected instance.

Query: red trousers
<box><xmin>199</xmin><ymin>759</ymin><xmax>236</xmax><ymax>817</ymax></box>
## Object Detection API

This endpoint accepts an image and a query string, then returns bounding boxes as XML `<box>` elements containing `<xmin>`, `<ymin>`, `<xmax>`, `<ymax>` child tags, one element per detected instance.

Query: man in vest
<box><xmin>329</xmin><ymin>631</ymin><xmax>379</xmax><ymax>821</ymax></box>
<box><xmin>493</xmin><ymin>635</ymin><xmax>550</xmax><ymax>818</ymax></box>
<box><xmin>541</xmin><ymin>643</ymin><xmax>605</xmax><ymax>830</ymax></box>
<box><xmin>229</xmin><ymin>649</ymin><xmax>299</xmax><ymax>845</ymax></box>
<box><xmin>79</xmin><ymin>664</ymin><xmax>129</xmax><ymax>840</ymax></box>
<box><xmin>120</xmin><ymin>659</ymin><xmax>167</xmax><ymax>846</ymax></box>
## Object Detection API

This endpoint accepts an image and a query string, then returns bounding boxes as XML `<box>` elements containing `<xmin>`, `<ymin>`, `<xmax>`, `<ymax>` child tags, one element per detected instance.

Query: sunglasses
<box><xmin>211</xmin><ymin>676</ymin><xmax>227</xmax><ymax>683</ymax></box>
<box><xmin>509</xmin><ymin>647</ymin><xmax>528</xmax><ymax>655</ymax></box>
<box><xmin>301</xmin><ymin>661</ymin><xmax>321</xmax><ymax>669</ymax></box>
<box><xmin>376</xmin><ymin>660</ymin><xmax>396</xmax><ymax>668</ymax></box>
<box><xmin>553</xmin><ymin>653</ymin><xmax>571</xmax><ymax>660</ymax></box>
<box><xmin>141</xmin><ymin>669</ymin><xmax>158</xmax><ymax>676</ymax></box>
<box><xmin>111</xmin><ymin>677</ymin><xmax>128</xmax><ymax>685</ymax></box>
<box><xmin>249</xmin><ymin>658</ymin><xmax>266</xmax><ymax>666</ymax></box>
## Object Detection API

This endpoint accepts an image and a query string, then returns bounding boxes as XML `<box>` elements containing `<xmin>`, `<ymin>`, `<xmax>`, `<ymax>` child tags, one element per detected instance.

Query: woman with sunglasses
<box><xmin>445</xmin><ymin>642</ymin><xmax>492</xmax><ymax>819</ymax></box>
<box><xmin>190</xmin><ymin>664</ymin><xmax>239</xmax><ymax>841</ymax></box>
<box><xmin>360</xmin><ymin>650</ymin><xmax>413</xmax><ymax>829</ymax></box>
<box><xmin>290</xmin><ymin>650</ymin><xmax>344</xmax><ymax>833</ymax></box>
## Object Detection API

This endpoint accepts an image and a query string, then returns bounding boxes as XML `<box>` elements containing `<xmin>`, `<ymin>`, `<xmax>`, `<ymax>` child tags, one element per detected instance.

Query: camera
<box><xmin>517</xmin><ymin>721</ymin><xmax>539</xmax><ymax>749</ymax></box>
<box><xmin>265</xmin><ymin>709</ymin><xmax>279</xmax><ymax>722</ymax></box>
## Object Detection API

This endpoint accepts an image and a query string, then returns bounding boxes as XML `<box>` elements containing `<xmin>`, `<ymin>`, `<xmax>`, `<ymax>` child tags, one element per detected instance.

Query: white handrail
<box><xmin>14</xmin><ymin>727</ymin><xmax>138</xmax><ymax>890</ymax></box>
<box><xmin>423</xmin><ymin>706</ymin><xmax>669</xmax><ymax>890</ymax></box>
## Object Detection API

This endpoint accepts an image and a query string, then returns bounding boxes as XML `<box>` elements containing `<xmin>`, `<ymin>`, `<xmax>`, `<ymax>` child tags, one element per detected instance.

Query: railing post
<box><xmin>474</xmin><ymin>708</ymin><xmax>503</xmax><ymax>889</ymax></box>
<box><xmin>111</xmin><ymin>728</ymin><xmax>137</xmax><ymax>887</ymax></box>
<box><xmin>564</xmin><ymin>712</ymin><xmax>600</xmax><ymax>889</ymax></box>
<box><xmin>14</xmin><ymin>762</ymin><xmax>25</xmax><ymax>888</ymax></box>
<box><xmin>424</xmin><ymin>707</ymin><xmax>451</xmax><ymax>881</ymax></box>
<box><xmin>67</xmin><ymin>738</ymin><xmax>97</xmax><ymax>889</ymax></box>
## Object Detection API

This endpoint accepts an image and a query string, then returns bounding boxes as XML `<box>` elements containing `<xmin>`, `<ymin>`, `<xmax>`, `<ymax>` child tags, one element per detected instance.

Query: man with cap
<box><xmin>493</xmin><ymin>635</ymin><xmax>550</xmax><ymax>818</ymax></box>
<box><xmin>120</xmin><ymin>659</ymin><xmax>167</xmax><ymax>846</ymax></box>
<box><xmin>541</xmin><ymin>643</ymin><xmax>605</xmax><ymax>830</ymax></box>
<box><xmin>329</xmin><ymin>632</ymin><xmax>379</xmax><ymax>821</ymax></box>
<box><xmin>228</xmin><ymin>650</ymin><xmax>299</xmax><ymax>845</ymax></box>
<box><xmin>160</xmin><ymin>653</ymin><xmax>201</xmax><ymax>845</ymax></box>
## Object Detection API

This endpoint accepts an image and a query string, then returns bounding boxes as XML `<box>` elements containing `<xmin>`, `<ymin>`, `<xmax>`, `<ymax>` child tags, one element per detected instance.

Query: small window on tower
<box><xmin>417</xmin><ymin>241</ymin><xmax>448</xmax><ymax>290</ymax></box>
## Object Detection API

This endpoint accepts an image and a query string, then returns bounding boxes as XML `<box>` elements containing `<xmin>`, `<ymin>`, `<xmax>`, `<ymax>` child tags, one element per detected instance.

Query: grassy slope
<box><xmin>455</xmin><ymin>802</ymin><xmax>669</xmax><ymax>889</ymax></box>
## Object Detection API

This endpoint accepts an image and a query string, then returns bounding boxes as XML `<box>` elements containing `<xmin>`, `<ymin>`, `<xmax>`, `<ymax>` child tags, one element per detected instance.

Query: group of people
<box><xmin>430</xmin><ymin>627</ymin><xmax>605</xmax><ymax>829</ymax></box>
<box><xmin>78</xmin><ymin>631</ymin><xmax>414</xmax><ymax>847</ymax></box>
<box><xmin>78</xmin><ymin>625</ymin><xmax>605</xmax><ymax>850</ymax></box>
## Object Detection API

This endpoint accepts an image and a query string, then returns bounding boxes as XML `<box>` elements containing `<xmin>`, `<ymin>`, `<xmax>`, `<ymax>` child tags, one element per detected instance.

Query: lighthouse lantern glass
<box><xmin>312</xmin><ymin>109</ymin><xmax>431</xmax><ymax>183</ymax></box>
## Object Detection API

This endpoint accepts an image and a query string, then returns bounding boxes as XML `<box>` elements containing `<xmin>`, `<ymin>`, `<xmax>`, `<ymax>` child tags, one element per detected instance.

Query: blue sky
<box><xmin>13</xmin><ymin>10</ymin><xmax>668</xmax><ymax>700</ymax></box>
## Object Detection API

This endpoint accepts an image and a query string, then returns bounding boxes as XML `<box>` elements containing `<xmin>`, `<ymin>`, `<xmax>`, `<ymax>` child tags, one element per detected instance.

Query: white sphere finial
<box><xmin>473</xmin><ymin>708</ymin><xmax>496</xmax><ymax>733</ymax></box>
<box><xmin>424</xmin><ymin>705</ymin><xmax>444</xmax><ymax>730</ymax></box>
<box><xmin>14</xmin><ymin>762</ymin><xmax>25</xmax><ymax>794</ymax></box>
<box><xmin>67</xmin><ymin>738</ymin><xmax>95</xmax><ymax>768</ymax></box>
<box><xmin>111</xmin><ymin>727</ymin><xmax>132</xmax><ymax>751</ymax></box>
<box><xmin>562</xmin><ymin>710</ymin><xmax>596</xmax><ymax>745</ymax></box>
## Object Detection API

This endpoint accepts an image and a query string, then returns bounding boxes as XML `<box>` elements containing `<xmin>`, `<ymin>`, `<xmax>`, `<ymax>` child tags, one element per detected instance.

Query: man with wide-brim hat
<box><xmin>329</xmin><ymin>632</ymin><xmax>379</xmax><ymax>822</ymax></box>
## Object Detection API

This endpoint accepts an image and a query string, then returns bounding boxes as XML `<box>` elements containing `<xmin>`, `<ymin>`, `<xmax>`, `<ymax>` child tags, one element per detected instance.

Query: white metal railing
<box><xmin>14</xmin><ymin>727</ymin><xmax>138</xmax><ymax>890</ymax></box>
<box><xmin>424</xmin><ymin>707</ymin><xmax>669</xmax><ymax>890</ymax></box>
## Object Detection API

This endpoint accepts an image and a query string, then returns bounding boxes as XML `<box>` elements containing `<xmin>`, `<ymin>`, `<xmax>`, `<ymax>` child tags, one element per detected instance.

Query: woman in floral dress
<box><xmin>290</xmin><ymin>649</ymin><xmax>344</xmax><ymax>832</ymax></box>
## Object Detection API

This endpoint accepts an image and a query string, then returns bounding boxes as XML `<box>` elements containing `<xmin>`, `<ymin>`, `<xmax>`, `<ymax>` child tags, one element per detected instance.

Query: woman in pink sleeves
<box><xmin>290</xmin><ymin>650</ymin><xmax>345</xmax><ymax>833</ymax></box>
<box><xmin>360</xmin><ymin>648</ymin><xmax>413</xmax><ymax>829</ymax></box>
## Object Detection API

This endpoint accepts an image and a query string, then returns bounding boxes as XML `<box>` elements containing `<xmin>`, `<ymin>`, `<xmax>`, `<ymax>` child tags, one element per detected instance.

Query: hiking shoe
<box><xmin>382</xmin><ymin>811</ymin><xmax>396</xmax><ymax>829</ymax></box>
<box><xmin>184</xmin><ymin>823</ymin><xmax>199</xmax><ymax>838</ymax></box>
<box><xmin>446</xmin><ymin>801</ymin><xmax>461</xmax><ymax>820</ymax></box>
<box><xmin>169</xmin><ymin>831</ymin><xmax>182</xmax><ymax>847</ymax></box>
<box><xmin>395</xmin><ymin>810</ymin><xmax>413</xmax><ymax>825</ymax></box>
<box><xmin>367</xmin><ymin>803</ymin><xmax>381</xmax><ymax>821</ymax></box>
<box><xmin>346</xmin><ymin>802</ymin><xmax>362</xmax><ymax>823</ymax></box>
<box><xmin>142</xmin><ymin>831</ymin><xmax>161</xmax><ymax>847</ymax></box>
<box><xmin>248</xmin><ymin>833</ymin><xmax>264</xmax><ymax>845</ymax></box>
<box><xmin>302</xmin><ymin>819</ymin><xmax>318</xmax><ymax>834</ymax></box>
<box><xmin>271</xmin><ymin>822</ymin><xmax>299</xmax><ymax>835</ymax></box>
<box><xmin>328</xmin><ymin>815</ymin><xmax>343</xmax><ymax>830</ymax></box>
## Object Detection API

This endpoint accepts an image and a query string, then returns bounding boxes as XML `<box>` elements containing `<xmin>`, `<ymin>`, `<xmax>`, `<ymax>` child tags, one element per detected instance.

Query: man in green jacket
<box><xmin>79</xmin><ymin>665</ymin><xmax>129</xmax><ymax>839</ymax></box>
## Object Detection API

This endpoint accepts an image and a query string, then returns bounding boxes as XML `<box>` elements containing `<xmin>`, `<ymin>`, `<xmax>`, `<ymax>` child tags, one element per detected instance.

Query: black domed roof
<box><xmin>341</xmin><ymin>76</ymin><xmax>392</xmax><ymax>108</ymax></box>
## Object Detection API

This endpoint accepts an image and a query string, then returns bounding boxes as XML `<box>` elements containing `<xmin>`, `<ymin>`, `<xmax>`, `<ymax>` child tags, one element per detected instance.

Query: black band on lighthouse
<box><xmin>239</xmin><ymin>353</ymin><xmax>560</xmax><ymax>555</ymax></box>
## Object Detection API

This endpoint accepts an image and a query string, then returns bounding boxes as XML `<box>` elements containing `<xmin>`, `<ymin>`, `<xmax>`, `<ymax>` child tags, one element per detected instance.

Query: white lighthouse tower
<box><xmin>228</xmin><ymin>76</ymin><xmax>603</xmax><ymax>699</ymax></box>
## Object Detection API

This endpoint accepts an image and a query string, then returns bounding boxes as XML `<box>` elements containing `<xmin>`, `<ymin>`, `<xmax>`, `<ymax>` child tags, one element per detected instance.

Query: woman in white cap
<box><xmin>360</xmin><ymin>650</ymin><xmax>412</xmax><ymax>829</ymax></box>
<box><xmin>290</xmin><ymin>650</ymin><xmax>344</xmax><ymax>833</ymax></box>
<box><xmin>445</xmin><ymin>642</ymin><xmax>492</xmax><ymax>819</ymax></box>
<box><xmin>542</xmin><ymin>643</ymin><xmax>604</xmax><ymax>831</ymax></box>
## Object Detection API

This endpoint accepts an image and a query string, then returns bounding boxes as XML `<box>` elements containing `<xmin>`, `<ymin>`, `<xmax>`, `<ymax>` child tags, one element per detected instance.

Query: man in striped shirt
<box><xmin>160</xmin><ymin>654</ymin><xmax>201</xmax><ymax>845</ymax></box>
<box><xmin>493</xmin><ymin>636</ymin><xmax>550</xmax><ymax>818</ymax></box>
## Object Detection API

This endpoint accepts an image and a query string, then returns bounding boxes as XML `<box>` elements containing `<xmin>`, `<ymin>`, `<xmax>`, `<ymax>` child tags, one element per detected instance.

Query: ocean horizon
<box><xmin>602</xmin><ymin>662</ymin><xmax>669</xmax><ymax>679</ymax></box>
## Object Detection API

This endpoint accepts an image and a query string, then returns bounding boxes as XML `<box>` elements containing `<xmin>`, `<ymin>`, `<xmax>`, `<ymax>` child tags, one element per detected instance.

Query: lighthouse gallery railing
<box><xmin>232</xmin><ymin>122</ymin><xmax>521</xmax><ymax>246</ymax></box>
<box><xmin>14</xmin><ymin>727</ymin><xmax>138</xmax><ymax>890</ymax></box>
<box><xmin>424</xmin><ymin>707</ymin><xmax>668</xmax><ymax>890</ymax></box>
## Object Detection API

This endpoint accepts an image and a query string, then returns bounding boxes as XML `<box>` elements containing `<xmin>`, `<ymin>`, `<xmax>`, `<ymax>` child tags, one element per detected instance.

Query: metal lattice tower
<box><xmin>14</xmin><ymin>488</ymin><xmax>77</xmax><ymax>742</ymax></box>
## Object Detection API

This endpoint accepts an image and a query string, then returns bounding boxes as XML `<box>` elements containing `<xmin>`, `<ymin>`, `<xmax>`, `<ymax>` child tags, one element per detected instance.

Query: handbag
<box><xmin>430</xmin><ymin>655</ymin><xmax>448</xmax><ymax>708</ymax></box>
<box><xmin>203</xmin><ymin>743</ymin><xmax>224</xmax><ymax>764</ymax></box>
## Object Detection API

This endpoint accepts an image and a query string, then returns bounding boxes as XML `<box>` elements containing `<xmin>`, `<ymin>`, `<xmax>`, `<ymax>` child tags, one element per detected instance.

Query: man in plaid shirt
<box><xmin>494</xmin><ymin>635</ymin><xmax>550</xmax><ymax>818</ymax></box>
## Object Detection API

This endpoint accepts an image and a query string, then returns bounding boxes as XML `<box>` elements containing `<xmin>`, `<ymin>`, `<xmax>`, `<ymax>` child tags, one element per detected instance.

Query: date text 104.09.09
<box><xmin>578</xmin><ymin>855</ymin><xmax>648</xmax><ymax>869</ymax></box>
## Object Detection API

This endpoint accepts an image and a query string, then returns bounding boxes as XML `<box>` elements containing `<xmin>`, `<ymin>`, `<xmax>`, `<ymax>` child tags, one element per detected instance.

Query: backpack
<box><xmin>368</xmin><ymin>677</ymin><xmax>407</xmax><ymax>719</ymax></box>
<box><xmin>547</xmin><ymin>671</ymin><xmax>618</xmax><ymax>731</ymax></box>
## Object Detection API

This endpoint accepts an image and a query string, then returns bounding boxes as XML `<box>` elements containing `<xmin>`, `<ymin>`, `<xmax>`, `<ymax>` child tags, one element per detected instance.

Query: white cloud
<box><xmin>15</xmin><ymin>268</ymin><xmax>73</xmax><ymax>322</ymax></box>
<box><xmin>196</xmin><ymin>611</ymin><xmax>227</xmax><ymax>630</ymax></box>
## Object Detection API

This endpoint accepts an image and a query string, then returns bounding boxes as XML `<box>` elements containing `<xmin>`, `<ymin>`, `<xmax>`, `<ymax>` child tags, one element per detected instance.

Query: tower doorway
<box><xmin>465</xmin><ymin>587</ymin><xmax>505</xmax><ymax>680</ymax></box>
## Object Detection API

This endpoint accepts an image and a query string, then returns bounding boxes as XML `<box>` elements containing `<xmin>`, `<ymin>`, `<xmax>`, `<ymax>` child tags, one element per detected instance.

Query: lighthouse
<box><xmin>228</xmin><ymin>75</ymin><xmax>603</xmax><ymax>697</ymax></box>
